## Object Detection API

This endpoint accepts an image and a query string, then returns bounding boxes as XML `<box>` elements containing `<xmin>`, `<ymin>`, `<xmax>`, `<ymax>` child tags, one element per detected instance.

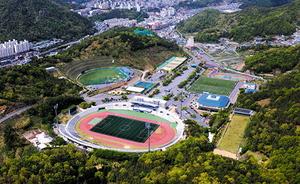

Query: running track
<box><xmin>78</xmin><ymin>111</ymin><xmax>176</xmax><ymax>149</ymax></box>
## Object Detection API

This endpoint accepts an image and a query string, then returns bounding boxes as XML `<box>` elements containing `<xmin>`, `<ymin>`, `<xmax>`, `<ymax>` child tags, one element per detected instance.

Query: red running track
<box><xmin>212</xmin><ymin>73</ymin><xmax>250</xmax><ymax>80</ymax></box>
<box><xmin>78</xmin><ymin>111</ymin><xmax>176</xmax><ymax>149</ymax></box>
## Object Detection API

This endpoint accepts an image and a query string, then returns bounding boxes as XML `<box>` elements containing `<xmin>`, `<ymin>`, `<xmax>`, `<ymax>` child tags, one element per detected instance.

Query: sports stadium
<box><xmin>58</xmin><ymin>96</ymin><xmax>184</xmax><ymax>152</ymax></box>
<box><xmin>77</xmin><ymin>67</ymin><xmax>133</xmax><ymax>85</ymax></box>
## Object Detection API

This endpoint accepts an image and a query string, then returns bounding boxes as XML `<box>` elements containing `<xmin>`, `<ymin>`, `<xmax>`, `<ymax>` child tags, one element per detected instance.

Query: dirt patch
<box><xmin>256</xmin><ymin>98</ymin><xmax>271</xmax><ymax>107</ymax></box>
<box><xmin>235</xmin><ymin>62</ymin><xmax>245</xmax><ymax>71</ymax></box>
<box><xmin>214</xmin><ymin>148</ymin><xmax>237</xmax><ymax>159</ymax></box>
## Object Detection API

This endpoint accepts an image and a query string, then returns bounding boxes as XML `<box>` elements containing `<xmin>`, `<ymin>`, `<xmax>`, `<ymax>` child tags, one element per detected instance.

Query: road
<box><xmin>0</xmin><ymin>105</ymin><xmax>34</xmax><ymax>123</ymax></box>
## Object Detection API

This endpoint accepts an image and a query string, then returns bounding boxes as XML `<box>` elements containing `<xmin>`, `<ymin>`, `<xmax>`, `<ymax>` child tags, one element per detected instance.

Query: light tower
<box><xmin>54</xmin><ymin>104</ymin><xmax>58</xmax><ymax>124</ymax></box>
<box><xmin>145</xmin><ymin>122</ymin><xmax>151</xmax><ymax>152</ymax></box>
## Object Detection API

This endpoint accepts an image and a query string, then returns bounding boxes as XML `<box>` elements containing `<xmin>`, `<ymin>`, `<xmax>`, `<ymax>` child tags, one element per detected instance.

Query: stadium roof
<box><xmin>197</xmin><ymin>94</ymin><xmax>229</xmax><ymax>108</ymax></box>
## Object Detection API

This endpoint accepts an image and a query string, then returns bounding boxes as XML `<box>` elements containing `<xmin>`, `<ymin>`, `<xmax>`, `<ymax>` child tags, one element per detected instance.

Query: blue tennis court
<box><xmin>135</xmin><ymin>81</ymin><xmax>155</xmax><ymax>89</ymax></box>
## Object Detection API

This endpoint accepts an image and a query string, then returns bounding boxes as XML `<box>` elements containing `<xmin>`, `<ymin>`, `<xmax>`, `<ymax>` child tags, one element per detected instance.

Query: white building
<box><xmin>186</xmin><ymin>36</ymin><xmax>195</xmax><ymax>48</ymax></box>
<box><xmin>0</xmin><ymin>39</ymin><xmax>30</xmax><ymax>58</ymax></box>
<box><xmin>167</xmin><ymin>7</ymin><xmax>175</xmax><ymax>16</ymax></box>
<box><xmin>131</xmin><ymin>96</ymin><xmax>167</xmax><ymax>109</ymax></box>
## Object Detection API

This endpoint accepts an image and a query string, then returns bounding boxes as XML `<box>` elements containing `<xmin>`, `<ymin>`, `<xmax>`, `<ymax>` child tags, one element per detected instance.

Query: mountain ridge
<box><xmin>0</xmin><ymin>0</ymin><xmax>95</xmax><ymax>42</ymax></box>
<box><xmin>177</xmin><ymin>0</ymin><xmax>300</xmax><ymax>42</ymax></box>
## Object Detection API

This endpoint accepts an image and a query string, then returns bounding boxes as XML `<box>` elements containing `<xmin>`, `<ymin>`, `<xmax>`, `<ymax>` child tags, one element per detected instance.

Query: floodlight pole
<box><xmin>54</xmin><ymin>104</ymin><xmax>58</xmax><ymax>124</ymax></box>
<box><xmin>148</xmin><ymin>128</ymin><xmax>150</xmax><ymax>152</ymax></box>
<box><xmin>145</xmin><ymin>122</ymin><xmax>151</xmax><ymax>152</ymax></box>
<box><xmin>178</xmin><ymin>90</ymin><xmax>183</xmax><ymax>119</ymax></box>
<box><xmin>180</xmin><ymin>91</ymin><xmax>183</xmax><ymax>119</ymax></box>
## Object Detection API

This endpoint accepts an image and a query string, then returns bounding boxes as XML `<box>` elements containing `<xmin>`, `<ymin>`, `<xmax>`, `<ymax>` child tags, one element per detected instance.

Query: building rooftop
<box><xmin>197</xmin><ymin>94</ymin><xmax>230</xmax><ymax>108</ymax></box>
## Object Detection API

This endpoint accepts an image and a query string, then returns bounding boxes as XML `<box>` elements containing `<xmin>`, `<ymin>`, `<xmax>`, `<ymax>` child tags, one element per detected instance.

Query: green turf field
<box><xmin>218</xmin><ymin>115</ymin><xmax>249</xmax><ymax>153</ymax></box>
<box><xmin>187</xmin><ymin>77</ymin><xmax>236</xmax><ymax>96</ymax></box>
<box><xmin>90</xmin><ymin>115</ymin><xmax>159</xmax><ymax>143</ymax></box>
<box><xmin>99</xmin><ymin>109</ymin><xmax>177</xmax><ymax>128</ymax></box>
<box><xmin>78</xmin><ymin>68</ymin><xmax>126</xmax><ymax>85</ymax></box>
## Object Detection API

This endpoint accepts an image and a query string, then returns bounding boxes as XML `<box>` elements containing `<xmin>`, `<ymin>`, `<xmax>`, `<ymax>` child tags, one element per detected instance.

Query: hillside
<box><xmin>239</xmin><ymin>0</ymin><xmax>296</xmax><ymax>8</ymax></box>
<box><xmin>177</xmin><ymin>0</ymin><xmax>300</xmax><ymax>42</ymax></box>
<box><xmin>237</xmin><ymin>71</ymin><xmax>300</xmax><ymax>183</ymax></box>
<box><xmin>0</xmin><ymin>0</ymin><xmax>95</xmax><ymax>42</ymax></box>
<box><xmin>0</xmin><ymin>65</ymin><xmax>82</xmax><ymax>117</ymax></box>
<box><xmin>89</xmin><ymin>9</ymin><xmax>149</xmax><ymax>22</ymax></box>
<box><xmin>243</xmin><ymin>44</ymin><xmax>300</xmax><ymax>73</ymax></box>
<box><xmin>173</xmin><ymin>0</ymin><xmax>223</xmax><ymax>9</ymax></box>
<box><xmin>54</xmin><ymin>27</ymin><xmax>184</xmax><ymax>73</ymax></box>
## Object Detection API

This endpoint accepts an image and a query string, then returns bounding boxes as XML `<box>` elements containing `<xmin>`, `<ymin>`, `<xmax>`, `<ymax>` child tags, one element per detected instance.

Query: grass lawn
<box><xmin>218</xmin><ymin>115</ymin><xmax>250</xmax><ymax>153</ymax></box>
<box><xmin>78</xmin><ymin>68</ymin><xmax>125</xmax><ymax>85</ymax></box>
<box><xmin>187</xmin><ymin>77</ymin><xmax>236</xmax><ymax>96</ymax></box>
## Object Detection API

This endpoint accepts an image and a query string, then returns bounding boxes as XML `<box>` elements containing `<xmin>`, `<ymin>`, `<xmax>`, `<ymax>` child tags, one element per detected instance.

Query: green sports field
<box><xmin>187</xmin><ymin>77</ymin><xmax>236</xmax><ymax>96</ymax></box>
<box><xmin>90</xmin><ymin>115</ymin><xmax>159</xmax><ymax>143</ymax></box>
<box><xmin>78</xmin><ymin>68</ymin><xmax>126</xmax><ymax>85</ymax></box>
<box><xmin>218</xmin><ymin>115</ymin><xmax>250</xmax><ymax>153</ymax></box>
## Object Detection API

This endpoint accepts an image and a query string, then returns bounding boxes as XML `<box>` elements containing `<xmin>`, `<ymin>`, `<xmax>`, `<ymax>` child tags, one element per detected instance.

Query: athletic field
<box><xmin>90</xmin><ymin>115</ymin><xmax>159</xmax><ymax>143</ymax></box>
<box><xmin>218</xmin><ymin>115</ymin><xmax>250</xmax><ymax>153</ymax></box>
<box><xmin>76</xmin><ymin>109</ymin><xmax>177</xmax><ymax>150</ymax></box>
<box><xmin>78</xmin><ymin>68</ymin><xmax>127</xmax><ymax>85</ymax></box>
<box><xmin>188</xmin><ymin>77</ymin><xmax>236</xmax><ymax>96</ymax></box>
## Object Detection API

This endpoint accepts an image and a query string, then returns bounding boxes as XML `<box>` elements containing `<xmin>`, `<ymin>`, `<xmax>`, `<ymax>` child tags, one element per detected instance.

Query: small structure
<box><xmin>233</xmin><ymin>108</ymin><xmax>256</xmax><ymax>116</ymax></box>
<box><xmin>197</xmin><ymin>93</ymin><xmax>230</xmax><ymax>111</ymax></box>
<box><xmin>23</xmin><ymin>130</ymin><xmax>53</xmax><ymax>151</ymax></box>
<box><xmin>126</xmin><ymin>86</ymin><xmax>145</xmax><ymax>93</ymax></box>
<box><xmin>45</xmin><ymin>66</ymin><xmax>56</xmax><ymax>72</ymax></box>
<box><xmin>244</xmin><ymin>83</ymin><xmax>259</xmax><ymax>93</ymax></box>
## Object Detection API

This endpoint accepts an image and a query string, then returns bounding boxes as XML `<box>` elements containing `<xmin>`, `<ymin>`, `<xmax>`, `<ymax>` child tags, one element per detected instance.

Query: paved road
<box><xmin>0</xmin><ymin>105</ymin><xmax>34</xmax><ymax>123</ymax></box>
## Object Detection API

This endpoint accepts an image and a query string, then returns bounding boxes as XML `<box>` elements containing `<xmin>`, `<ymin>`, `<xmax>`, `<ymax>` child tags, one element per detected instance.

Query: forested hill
<box><xmin>0</xmin><ymin>0</ymin><xmax>95</xmax><ymax>42</ymax></box>
<box><xmin>239</xmin><ymin>0</ymin><xmax>296</xmax><ymax>8</ymax></box>
<box><xmin>237</xmin><ymin>71</ymin><xmax>300</xmax><ymax>183</ymax></box>
<box><xmin>55</xmin><ymin>27</ymin><xmax>184</xmax><ymax>70</ymax></box>
<box><xmin>243</xmin><ymin>44</ymin><xmax>300</xmax><ymax>73</ymax></box>
<box><xmin>177</xmin><ymin>0</ymin><xmax>300</xmax><ymax>42</ymax></box>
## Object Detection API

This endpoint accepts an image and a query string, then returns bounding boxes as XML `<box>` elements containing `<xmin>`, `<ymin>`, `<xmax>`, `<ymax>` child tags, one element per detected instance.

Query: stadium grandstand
<box><xmin>118</xmin><ymin>67</ymin><xmax>133</xmax><ymax>76</ymax></box>
<box><xmin>197</xmin><ymin>93</ymin><xmax>230</xmax><ymax>111</ymax></box>
<box><xmin>131</xmin><ymin>96</ymin><xmax>167</xmax><ymax>109</ymax></box>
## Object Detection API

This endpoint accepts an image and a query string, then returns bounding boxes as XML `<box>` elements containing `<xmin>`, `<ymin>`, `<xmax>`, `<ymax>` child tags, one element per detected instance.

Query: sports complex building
<box><xmin>197</xmin><ymin>93</ymin><xmax>230</xmax><ymax>111</ymax></box>
<box><xmin>58</xmin><ymin>96</ymin><xmax>184</xmax><ymax>152</ymax></box>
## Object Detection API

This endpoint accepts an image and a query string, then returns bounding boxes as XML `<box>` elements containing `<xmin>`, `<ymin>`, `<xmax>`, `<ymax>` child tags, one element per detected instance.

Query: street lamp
<box><xmin>54</xmin><ymin>104</ymin><xmax>58</xmax><ymax>124</ymax></box>
<box><xmin>177</xmin><ymin>90</ymin><xmax>184</xmax><ymax>119</ymax></box>
<box><xmin>145</xmin><ymin>122</ymin><xmax>151</xmax><ymax>152</ymax></box>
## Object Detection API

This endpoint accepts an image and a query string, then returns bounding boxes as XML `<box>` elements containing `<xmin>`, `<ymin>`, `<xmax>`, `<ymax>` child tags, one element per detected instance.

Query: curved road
<box><xmin>0</xmin><ymin>105</ymin><xmax>34</xmax><ymax>123</ymax></box>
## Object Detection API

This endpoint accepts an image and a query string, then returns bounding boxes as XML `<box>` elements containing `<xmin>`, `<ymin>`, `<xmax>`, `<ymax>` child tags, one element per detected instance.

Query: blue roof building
<box><xmin>197</xmin><ymin>94</ymin><xmax>230</xmax><ymax>111</ymax></box>
<box><xmin>245</xmin><ymin>89</ymin><xmax>258</xmax><ymax>93</ymax></box>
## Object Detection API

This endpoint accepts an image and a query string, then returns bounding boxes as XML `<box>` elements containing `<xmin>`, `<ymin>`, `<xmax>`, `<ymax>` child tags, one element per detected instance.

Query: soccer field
<box><xmin>188</xmin><ymin>77</ymin><xmax>236</xmax><ymax>96</ymax></box>
<box><xmin>90</xmin><ymin>115</ymin><xmax>159</xmax><ymax>143</ymax></box>
<box><xmin>78</xmin><ymin>68</ymin><xmax>126</xmax><ymax>85</ymax></box>
<box><xmin>218</xmin><ymin>115</ymin><xmax>250</xmax><ymax>153</ymax></box>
